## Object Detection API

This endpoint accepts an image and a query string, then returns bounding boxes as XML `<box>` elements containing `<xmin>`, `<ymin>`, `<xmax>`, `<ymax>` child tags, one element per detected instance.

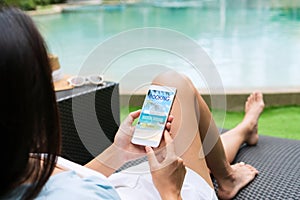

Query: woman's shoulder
<box><xmin>5</xmin><ymin>156</ymin><xmax>121</xmax><ymax>200</ymax></box>
<box><xmin>35</xmin><ymin>170</ymin><xmax>120</xmax><ymax>200</ymax></box>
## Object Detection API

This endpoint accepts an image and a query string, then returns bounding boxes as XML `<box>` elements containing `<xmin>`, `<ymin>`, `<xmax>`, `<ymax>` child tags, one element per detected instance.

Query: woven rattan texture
<box><xmin>213</xmin><ymin>135</ymin><xmax>300</xmax><ymax>199</ymax></box>
<box><xmin>57</xmin><ymin>83</ymin><xmax>120</xmax><ymax>165</ymax></box>
<box><xmin>119</xmin><ymin>135</ymin><xmax>300</xmax><ymax>199</ymax></box>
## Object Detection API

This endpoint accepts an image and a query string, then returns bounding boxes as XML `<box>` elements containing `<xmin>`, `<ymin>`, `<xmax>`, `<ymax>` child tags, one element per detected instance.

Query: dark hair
<box><xmin>0</xmin><ymin>6</ymin><xmax>61</xmax><ymax>199</ymax></box>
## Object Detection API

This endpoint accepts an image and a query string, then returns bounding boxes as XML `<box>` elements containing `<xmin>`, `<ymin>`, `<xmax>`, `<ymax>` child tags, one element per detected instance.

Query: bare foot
<box><xmin>217</xmin><ymin>162</ymin><xmax>259</xmax><ymax>200</ymax></box>
<box><xmin>241</xmin><ymin>92</ymin><xmax>265</xmax><ymax>145</ymax></box>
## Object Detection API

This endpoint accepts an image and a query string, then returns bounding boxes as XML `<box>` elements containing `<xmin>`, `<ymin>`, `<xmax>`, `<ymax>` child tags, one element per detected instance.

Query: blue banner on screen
<box><xmin>137</xmin><ymin>113</ymin><xmax>166</xmax><ymax>130</ymax></box>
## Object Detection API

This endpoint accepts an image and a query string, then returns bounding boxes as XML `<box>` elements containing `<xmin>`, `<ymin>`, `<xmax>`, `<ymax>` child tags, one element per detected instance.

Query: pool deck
<box><xmin>120</xmin><ymin>87</ymin><xmax>300</xmax><ymax>112</ymax></box>
<box><xmin>211</xmin><ymin>88</ymin><xmax>300</xmax><ymax>111</ymax></box>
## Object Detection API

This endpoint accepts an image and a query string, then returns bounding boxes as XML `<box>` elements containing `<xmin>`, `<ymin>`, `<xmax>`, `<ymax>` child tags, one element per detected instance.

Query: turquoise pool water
<box><xmin>32</xmin><ymin>2</ymin><xmax>300</xmax><ymax>91</ymax></box>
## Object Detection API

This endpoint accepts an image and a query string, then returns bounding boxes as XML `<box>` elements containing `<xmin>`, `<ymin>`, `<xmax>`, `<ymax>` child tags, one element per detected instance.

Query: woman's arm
<box><xmin>85</xmin><ymin>110</ymin><xmax>147</xmax><ymax>177</ymax></box>
<box><xmin>84</xmin><ymin>144</ymin><xmax>128</xmax><ymax>177</ymax></box>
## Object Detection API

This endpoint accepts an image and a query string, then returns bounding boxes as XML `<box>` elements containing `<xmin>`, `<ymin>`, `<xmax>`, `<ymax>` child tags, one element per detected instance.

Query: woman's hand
<box><xmin>86</xmin><ymin>110</ymin><xmax>174</xmax><ymax>177</ymax></box>
<box><xmin>146</xmin><ymin>130</ymin><xmax>186</xmax><ymax>200</ymax></box>
<box><xmin>113</xmin><ymin>110</ymin><xmax>145</xmax><ymax>161</ymax></box>
<box><xmin>114</xmin><ymin>110</ymin><xmax>174</xmax><ymax>163</ymax></box>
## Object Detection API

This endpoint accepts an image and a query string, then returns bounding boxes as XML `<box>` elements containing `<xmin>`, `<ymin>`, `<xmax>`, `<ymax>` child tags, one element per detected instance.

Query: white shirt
<box><xmin>57</xmin><ymin>157</ymin><xmax>218</xmax><ymax>200</ymax></box>
<box><xmin>108</xmin><ymin>162</ymin><xmax>218</xmax><ymax>200</ymax></box>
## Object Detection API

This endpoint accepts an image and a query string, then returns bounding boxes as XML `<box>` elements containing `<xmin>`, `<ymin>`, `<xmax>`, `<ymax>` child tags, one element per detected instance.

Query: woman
<box><xmin>0</xmin><ymin>6</ymin><xmax>61</xmax><ymax>200</ymax></box>
<box><xmin>0</xmin><ymin>6</ymin><xmax>264</xmax><ymax>200</ymax></box>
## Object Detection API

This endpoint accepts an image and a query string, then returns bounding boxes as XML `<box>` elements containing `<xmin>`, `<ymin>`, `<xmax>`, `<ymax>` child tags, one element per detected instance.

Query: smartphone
<box><xmin>131</xmin><ymin>85</ymin><xmax>177</xmax><ymax>147</ymax></box>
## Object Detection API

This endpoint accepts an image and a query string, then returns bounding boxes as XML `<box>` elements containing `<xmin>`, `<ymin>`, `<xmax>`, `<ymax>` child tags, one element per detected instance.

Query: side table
<box><xmin>56</xmin><ymin>82</ymin><xmax>120</xmax><ymax>165</ymax></box>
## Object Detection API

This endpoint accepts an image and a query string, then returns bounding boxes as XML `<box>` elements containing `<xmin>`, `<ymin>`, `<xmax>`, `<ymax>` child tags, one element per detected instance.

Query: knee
<box><xmin>152</xmin><ymin>70</ymin><xmax>198</xmax><ymax>96</ymax></box>
<box><xmin>152</xmin><ymin>70</ymin><xmax>193</xmax><ymax>88</ymax></box>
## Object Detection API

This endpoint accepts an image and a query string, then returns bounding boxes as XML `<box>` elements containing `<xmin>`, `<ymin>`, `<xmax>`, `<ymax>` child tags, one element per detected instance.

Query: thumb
<box><xmin>130</xmin><ymin>109</ymin><xmax>141</xmax><ymax>119</ymax></box>
<box><xmin>145</xmin><ymin>146</ymin><xmax>159</xmax><ymax>170</ymax></box>
<box><xmin>124</xmin><ymin>110</ymin><xmax>141</xmax><ymax>125</ymax></box>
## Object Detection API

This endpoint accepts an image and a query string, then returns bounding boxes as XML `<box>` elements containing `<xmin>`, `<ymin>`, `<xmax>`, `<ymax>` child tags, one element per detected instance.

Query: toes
<box><xmin>245</xmin><ymin>164</ymin><xmax>255</xmax><ymax>170</ymax></box>
<box><xmin>236</xmin><ymin>162</ymin><xmax>259</xmax><ymax>174</ymax></box>
<box><xmin>245</xmin><ymin>91</ymin><xmax>265</xmax><ymax>113</ymax></box>
<box><xmin>252</xmin><ymin>168</ymin><xmax>259</xmax><ymax>174</ymax></box>
<box><xmin>244</xmin><ymin>164</ymin><xmax>259</xmax><ymax>174</ymax></box>
<box><xmin>249</xmin><ymin>94</ymin><xmax>253</xmax><ymax>102</ymax></box>
<box><xmin>246</xmin><ymin>97</ymin><xmax>251</xmax><ymax>104</ymax></box>
<box><xmin>254</xmin><ymin>92</ymin><xmax>264</xmax><ymax>103</ymax></box>
<box><xmin>249</xmin><ymin>93</ymin><xmax>255</xmax><ymax>103</ymax></box>
<box><xmin>255</xmin><ymin>92</ymin><xmax>260</xmax><ymax>101</ymax></box>
<box><xmin>252</xmin><ymin>92</ymin><xmax>260</xmax><ymax>101</ymax></box>
<box><xmin>248</xmin><ymin>166</ymin><xmax>259</xmax><ymax>174</ymax></box>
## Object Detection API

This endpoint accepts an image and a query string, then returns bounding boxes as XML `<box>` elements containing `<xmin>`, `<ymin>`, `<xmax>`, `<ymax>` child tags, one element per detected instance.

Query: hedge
<box><xmin>1</xmin><ymin>0</ymin><xmax>66</xmax><ymax>10</ymax></box>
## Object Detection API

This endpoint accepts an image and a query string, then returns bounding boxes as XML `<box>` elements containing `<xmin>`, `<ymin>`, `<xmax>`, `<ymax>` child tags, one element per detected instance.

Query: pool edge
<box><xmin>120</xmin><ymin>88</ymin><xmax>300</xmax><ymax>112</ymax></box>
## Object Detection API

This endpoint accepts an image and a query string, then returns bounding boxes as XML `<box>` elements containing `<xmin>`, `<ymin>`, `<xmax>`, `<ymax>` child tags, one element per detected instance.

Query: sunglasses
<box><xmin>67</xmin><ymin>75</ymin><xmax>104</xmax><ymax>87</ymax></box>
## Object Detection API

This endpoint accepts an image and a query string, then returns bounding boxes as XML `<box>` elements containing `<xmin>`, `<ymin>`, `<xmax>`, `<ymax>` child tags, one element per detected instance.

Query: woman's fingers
<box><xmin>167</xmin><ymin>115</ymin><xmax>174</xmax><ymax>123</ymax></box>
<box><xmin>165</xmin><ymin>122</ymin><xmax>171</xmax><ymax>131</ymax></box>
<box><xmin>165</xmin><ymin>115</ymin><xmax>174</xmax><ymax>134</ymax></box>
<box><xmin>146</xmin><ymin>146</ymin><xmax>159</xmax><ymax>170</ymax></box>
<box><xmin>164</xmin><ymin>129</ymin><xmax>173</xmax><ymax>144</ymax></box>
<box><xmin>163</xmin><ymin>130</ymin><xmax>176</xmax><ymax>157</ymax></box>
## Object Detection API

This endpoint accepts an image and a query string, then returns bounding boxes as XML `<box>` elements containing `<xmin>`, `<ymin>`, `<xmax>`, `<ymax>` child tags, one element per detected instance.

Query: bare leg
<box><xmin>152</xmin><ymin>71</ymin><xmax>259</xmax><ymax>200</ymax></box>
<box><xmin>192</xmin><ymin>85</ymin><xmax>263</xmax><ymax>200</ymax></box>
<box><xmin>221</xmin><ymin>92</ymin><xmax>265</xmax><ymax>163</ymax></box>
<box><xmin>153</xmin><ymin>71</ymin><xmax>214</xmax><ymax>187</ymax></box>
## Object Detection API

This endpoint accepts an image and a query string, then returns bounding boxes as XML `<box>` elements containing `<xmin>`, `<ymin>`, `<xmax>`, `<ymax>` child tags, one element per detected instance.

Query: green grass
<box><xmin>213</xmin><ymin>106</ymin><xmax>300</xmax><ymax>140</ymax></box>
<box><xmin>120</xmin><ymin>106</ymin><xmax>300</xmax><ymax>140</ymax></box>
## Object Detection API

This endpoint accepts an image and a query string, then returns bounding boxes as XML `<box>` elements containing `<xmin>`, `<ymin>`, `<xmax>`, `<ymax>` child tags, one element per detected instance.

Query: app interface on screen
<box><xmin>135</xmin><ymin>88</ymin><xmax>176</xmax><ymax>139</ymax></box>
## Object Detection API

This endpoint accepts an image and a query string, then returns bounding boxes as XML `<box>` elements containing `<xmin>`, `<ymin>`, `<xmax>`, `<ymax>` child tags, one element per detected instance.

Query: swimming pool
<box><xmin>32</xmin><ymin>1</ymin><xmax>300</xmax><ymax>91</ymax></box>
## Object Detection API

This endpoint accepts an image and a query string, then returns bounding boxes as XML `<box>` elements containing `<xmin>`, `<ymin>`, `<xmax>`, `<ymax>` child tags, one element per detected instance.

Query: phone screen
<box><xmin>131</xmin><ymin>85</ymin><xmax>177</xmax><ymax>147</ymax></box>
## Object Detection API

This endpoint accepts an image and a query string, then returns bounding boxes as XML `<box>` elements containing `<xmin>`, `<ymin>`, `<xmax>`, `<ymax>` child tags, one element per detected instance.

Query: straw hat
<box><xmin>49</xmin><ymin>54</ymin><xmax>74</xmax><ymax>91</ymax></box>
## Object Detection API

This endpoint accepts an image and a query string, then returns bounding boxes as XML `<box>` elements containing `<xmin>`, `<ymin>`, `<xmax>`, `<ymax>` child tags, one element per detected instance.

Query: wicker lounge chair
<box><xmin>116</xmin><ymin>134</ymin><xmax>300</xmax><ymax>199</ymax></box>
<box><xmin>213</xmin><ymin>132</ymin><xmax>300</xmax><ymax>199</ymax></box>
<box><xmin>56</xmin><ymin>84</ymin><xmax>300</xmax><ymax>199</ymax></box>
